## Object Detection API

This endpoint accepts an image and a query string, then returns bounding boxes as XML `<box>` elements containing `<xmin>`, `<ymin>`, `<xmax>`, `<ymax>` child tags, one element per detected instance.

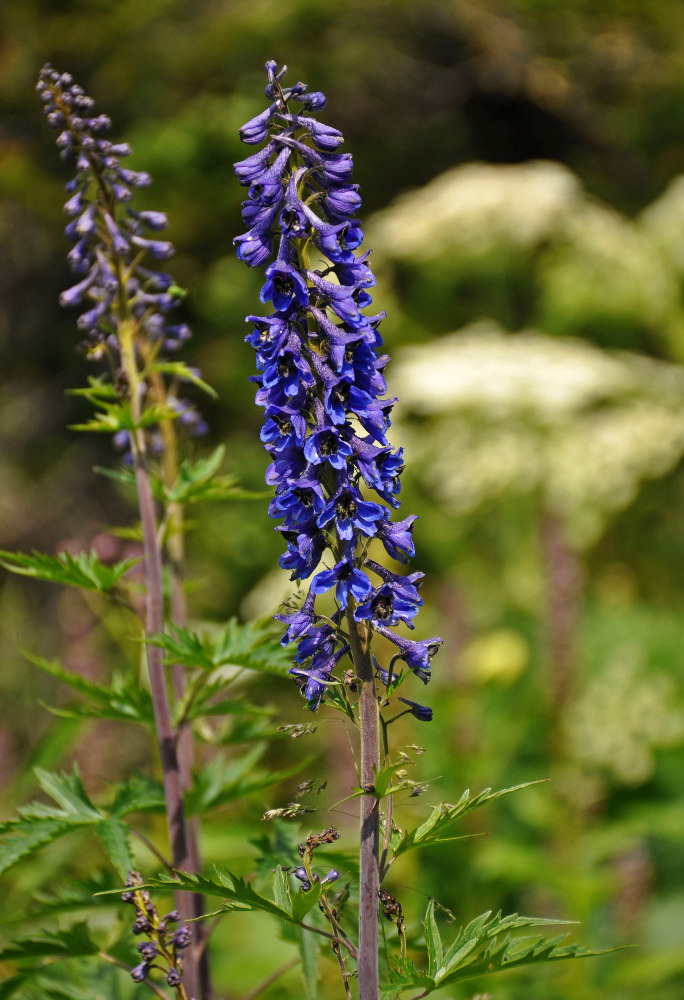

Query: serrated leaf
<box><xmin>381</xmin><ymin>907</ymin><xmax>615</xmax><ymax>997</ymax></box>
<box><xmin>93</xmin><ymin>465</ymin><xmax>137</xmax><ymax>489</ymax></box>
<box><xmin>149</xmin><ymin>360</ymin><xmax>218</xmax><ymax>398</ymax></box>
<box><xmin>0</xmin><ymin>818</ymin><xmax>73</xmax><ymax>877</ymax></box>
<box><xmin>125</xmin><ymin>868</ymin><xmax>291</xmax><ymax>921</ymax></box>
<box><xmin>380</xmin><ymin>955</ymin><xmax>432</xmax><ymax>1000</ymax></box>
<box><xmin>67</xmin><ymin>375</ymin><xmax>118</xmax><ymax>402</ymax></box>
<box><xmin>273</xmin><ymin>865</ymin><xmax>293</xmax><ymax>917</ymax></box>
<box><xmin>392</xmin><ymin>782</ymin><xmax>544</xmax><ymax>859</ymax></box>
<box><xmin>424</xmin><ymin>899</ymin><xmax>443</xmax><ymax>977</ymax></box>
<box><xmin>25</xmin><ymin>870</ymin><xmax>121</xmax><ymax>920</ymax></box>
<box><xmin>70</xmin><ymin>399</ymin><xmax>177</xmax><ymax>434</ymax></box>
<box><xmin>148</xmin><ymin>618</ymin><xmax>293</xmax><ymax>677</ymax></box>
<box><xmin>121</xmin><ymin>866</ymin><xmax>324</xmax><ymax>927</ymax></box>
<box><xmin>0</xmin><ymin>921</ymin><xmax>99</xmax><ymax>962</ymax></box>
<box><xmin>109</xmin><ymin>773</ymin><xmax>165</xmax><ymax>817</ymax></box>
<box><xmin>28</xmin><ymin>655</ymin><xmax>154</xmax><ymax>726</ymax></box>
<box><xmin>94</xmin><ymin>818</ymin><xmax>133</xmax><ymax>878</ymax></box>
<box><xmin>34</xmin><ymin>768</ymin><xmax>103</xmax><ymax>823</ymax></box>
<box><xmin>0</xmin><ymin>550</ymin><xmax>140</xmax><ymax>593</ymax></box>
<box><xmin>299</xmin><ymin>925</ymin><xmax>321</xmax><ymax>1000</ymax></box>
<box><xmin>164</xmin><ymin>447</ymin><xmax>257</xmax><ymax>505</ymax></box>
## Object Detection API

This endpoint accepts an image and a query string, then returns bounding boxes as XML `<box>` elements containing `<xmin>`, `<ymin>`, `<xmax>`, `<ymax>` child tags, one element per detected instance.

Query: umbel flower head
<box><xmin>37</xmin><ymin>64</ymin><xmax>206</xmax><ymax>450</ymax></box>
<box><xmin>235</xmin><ymin>61</ymin><xmax>442</xmax><ymax>710</ymax></box>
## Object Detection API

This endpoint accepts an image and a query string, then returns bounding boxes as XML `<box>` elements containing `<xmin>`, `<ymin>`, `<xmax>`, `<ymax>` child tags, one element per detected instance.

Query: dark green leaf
<box><xmin>0</xmin><ymin>818</ymin><xmax>73</xmax><ymax>877</ymax></box>
<box><xmin>94</xmin><ymin>819</ymin><xmax>134</xmax><ymax>879</ymax></box>
<box><xmin>392</xmin><ymin>783</ymin><xmax>545</xmax><ymax>859</ymax></box>
<box><xmin>298</xmin><ymin>925</ymin><xmax>321</xmax><ymax>1000</ymax></box>
<box><xmin>0</xmin><ymin>550</ymin><xmax>140</xmax><ymax>593</ymax></box>
<box><xmin>28</xmin><ymin>655</ymin><xmax>154</xmax><ymax>726</ymax></box>
<box><xmin>423</xmin><ymin>899</ymin><xmax>443</xmax><ymax>977</ymax></box>
<box><xmin>380</xmin><ymin>906</ymin><xmax>616</xmax><ymax>997</ymax></box>
<box><xmin>148</xmin><ymin>360</ymin><xmax>218</xmax><ymax>398</ymax></box>
<box><xmin>0</xmin><ymin>921</ymin><xmax>99</xmax><ymax>962</ymax></box>
<box><xmin>109</xmin><ymin>773</ymin><xmax>165</xmax><ymax>817</ymax></box>
<box><xmin>34</xmin><ymin>768</ymin><xmax>103</xmax><ymax>823</ymax></box>
<box><xmin>148</xmin><ymin>618</ymin><xmax>293</xmax><ymax>677</ymax></box>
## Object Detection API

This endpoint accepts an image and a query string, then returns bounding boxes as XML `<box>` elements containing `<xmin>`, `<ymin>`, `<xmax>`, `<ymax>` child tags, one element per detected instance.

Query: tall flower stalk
<box><xmin>234</xmin><ymin>61</ymin><xmax>443</xmax><ymax>999</ymax></box>
<box><xmin>38</xmin><ymin>64</ymin><xmax>211</xmax><ymax>1000</ymax></box>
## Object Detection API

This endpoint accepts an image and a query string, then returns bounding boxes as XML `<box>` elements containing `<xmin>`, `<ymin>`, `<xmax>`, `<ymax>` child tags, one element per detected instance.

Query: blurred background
<box><xmin>2</xmin><ymin>0</ymin><xmax>684</xmax><ymax>997</ymax></box>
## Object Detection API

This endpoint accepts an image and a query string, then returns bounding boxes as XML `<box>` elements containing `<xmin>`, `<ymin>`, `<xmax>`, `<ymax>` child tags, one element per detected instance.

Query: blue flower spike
<box><xmin>235</xmin><ymin>62</ymin><xmax>442</xmax><ymax>713</ymax></box>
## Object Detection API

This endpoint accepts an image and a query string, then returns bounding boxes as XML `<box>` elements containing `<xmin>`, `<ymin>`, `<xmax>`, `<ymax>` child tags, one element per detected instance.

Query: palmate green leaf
<box><xmin>0</xmin><ymin>768</ymin><xmax>104</xmax><ymax>875</ymax></box>
<box><xmin>94</xmin><ymin>818</ymin><xmax>134</xmax><ymax>879</ymax></box>
<box><xmin>95</xmin><ymin>447</ymin><xmax>261</xmax><ymax>507</ymax></box>
<box><xmin>67</xmin><ymin>375</ymin><xmax>118</xmax><ymax>402</ymax></box>
<box><xmin>130</xmin><ymin>865</ymin><xmax>324</xmax><ymax>925</ymax></box>
<box><xmin>424</xmin><ymin>899</ymin><xmax>443</xmax><ymax>977</ymax></box>
<box><xmin>0</xmin><ymin>549</ymin><xmax>140</xmax><ymax>593</ymax></box>
<box><xmin>109</xmin><ymin>773</ymin><xmax>165</xmax><ymax>817</ymax></box>
<box><xmin>0</xmin><ymin>818</ymin><xmax>73</xmax><ymax>877</ymax></box>
<box><xmin>148</xmin><ymin>360</ymin><xmax>218</xmax><ymax>398</ymax></box>
<box><xmin>391</xmin><ymin>782</ymin><xmax>544</xmax><ymax>859</ymax></box>
<box><xmin>380</xmin><ymin>907</ymin><xmax>612</xmax><ymax>998</ymax></box>
<box><xmin>34</xmin><ymin>768</ymin><xmax>103</xmax><ymax>822</ymax></box>
<box><xmin>184</xmin><ymin>748</ymin><xmax>308</xmax><ymax>814</ymax></box>
<box><xmin>165</xmin><ymin>447</ymin><xmax>261</xmax><ymax>505</ymax></box>
<box><xmin>0</xmin><ymin>921</ymin><xmax>99</xmax><ymax>963</ymax></box>
<box><xmin>28</xmin><ymin>654</ymin><xmax>153</xmax><ymax>726</ymax></box>
<box><xmin>182</xmin><ymin>679</ymin><xmax>276</xmax><ymax>723</ymax></box>
<box><xmin>149</xmin><ymin>618</ymin><xmax>293</xmax><ymax>677</ymax></box>
<box><xmin>24</xmin><ymin>870</ymin><xmax>121</xmax><ymax>920</ymax></box>
<box><xmin>131</xmin><ymin>868</ymin><xmax>290</xmax><ymax>920</ymax></box>
<box><xmin>0</xmin><ymin>767</ymin><xmax>142</xmax><ymax>877</ymax></box>
<box><xmin>69</xmin><ymin>399</ymin><xmax>177</xmax><ymax>434</ymax></box>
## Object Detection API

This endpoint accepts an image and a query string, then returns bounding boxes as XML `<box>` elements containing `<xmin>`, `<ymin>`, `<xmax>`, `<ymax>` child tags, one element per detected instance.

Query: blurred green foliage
<box><xmin>2</xmin><ymin>0</ymin><xmax>684</xmax><ymax>997</ymax></box>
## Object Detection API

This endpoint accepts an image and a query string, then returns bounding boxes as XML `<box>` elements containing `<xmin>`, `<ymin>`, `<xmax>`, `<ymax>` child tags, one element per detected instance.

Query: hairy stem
<box><xmin>347</xmin><ymin>612</ymin><xmax>380</xmax><ymax>1000</ymax></box>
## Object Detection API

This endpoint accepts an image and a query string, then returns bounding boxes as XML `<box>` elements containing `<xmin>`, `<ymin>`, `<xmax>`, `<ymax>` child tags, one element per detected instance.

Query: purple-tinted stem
<box><xmin>117</xmin><ymin>306</ymin><xmax>199</xmax><ymax>997</ymax></box>
<box><xmin>167</xmin><ymin>500</ymin><xmax>213</xmax><ymax>1000</ymax></box>
<box><xmin>347</xmin><ymin>612</ymin><xmax>380</xmax><ymax>1000</ymax></box>
<box><xmin>133</xmin><ymin>454</ymin><xmax>193</xmax><ymax>871</ymax></box>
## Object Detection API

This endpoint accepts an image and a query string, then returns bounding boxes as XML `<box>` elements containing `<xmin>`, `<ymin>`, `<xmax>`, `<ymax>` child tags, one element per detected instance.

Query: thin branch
<box><xmin>98</xmin><ymin>951</ymin><xmax>170</xmax><ymax>1000</ymax></box>
<box><xmin>300</xmin><ymin>921</ymin><xmax>358</xmax><ymax>958</ymax></box>
<box><xmin>195</xmin><ymin>914</ymin><xmax>224</xmax><ymax>958</ymax></box>
<box><xmin>131</xmin><ymin>828</ymin><xmax>174</xmax><ymax>872</ymax></box>
<box><xmin>238</xmin><ymin>957</ymin><xmax>299</xmax><ymax>1000</ymax></box>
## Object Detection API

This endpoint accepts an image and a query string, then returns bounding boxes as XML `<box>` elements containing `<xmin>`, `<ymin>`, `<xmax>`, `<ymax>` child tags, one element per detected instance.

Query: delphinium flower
<box><xmin>234</xmin><ymin>60</ymin><xmax>443</xmax><ymax>712</ymax></box>
<box><xmin>121</xmin><ymin>872</ymin><xmax>192</xmax><ymax>996</ymax></box>
<box><xmin>37</xmin><ymin>64</ymin><xmax>206</xmax><ymax>456</ymax></box>
<box><xmin>234</xmin><ymin>61</ymin><xmax>443</xmax><ymax>1000</ymax></box>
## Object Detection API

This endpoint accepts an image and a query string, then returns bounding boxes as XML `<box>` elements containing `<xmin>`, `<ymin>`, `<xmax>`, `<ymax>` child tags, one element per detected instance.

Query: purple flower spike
<box><xmin>39</xmin><ymin>63</ymin><xmax>205</xmax><ymax>453</ymax></box>
<box><xmin>235</xmin><ymin>62</ymin><xmax>442</xmax><ymax>709</ymax></box>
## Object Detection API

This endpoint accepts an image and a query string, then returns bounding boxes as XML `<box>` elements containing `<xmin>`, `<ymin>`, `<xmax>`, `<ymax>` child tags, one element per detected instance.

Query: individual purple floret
<box><xmin>37</xmin><ymin>64</ymin><xmax>205</xmax><ymax>448</ymax></box>
<box><xmin>234</xmin><ymin>61</ymin><xmax>442</xmax><ymax>712</ymax></box>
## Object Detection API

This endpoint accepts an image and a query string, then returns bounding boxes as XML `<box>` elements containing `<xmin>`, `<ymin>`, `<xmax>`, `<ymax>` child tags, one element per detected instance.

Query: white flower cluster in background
<box><xmin>564</xmin><ymin>645</ymin><xmax>684</xmax><ymax>784</ymax></box>
<box><xmin>390</xmin><ymin>324</ymin><xmax>684</xmax><ymax>547</ymax></box>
